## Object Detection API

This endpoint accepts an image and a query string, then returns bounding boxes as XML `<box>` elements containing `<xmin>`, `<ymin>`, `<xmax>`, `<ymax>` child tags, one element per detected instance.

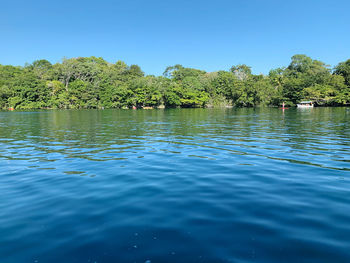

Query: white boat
<box><xmin>297</xmin><ymin>101</ymin><xmax>314</xmax><ymax>108</ymax></box>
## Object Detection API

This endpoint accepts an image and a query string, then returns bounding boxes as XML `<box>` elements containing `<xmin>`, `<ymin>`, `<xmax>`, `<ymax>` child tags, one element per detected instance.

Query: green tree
<box><xmin>230</xmin><ymin>64</ymin><xmax>252</xmax><ymax>80</ymax></box>
<box><xmin>31</xmin><ymin>59</ymin><xmax>53</xmax><ymax>80</ymax></box>
<box><xmin>334</xmin><ymin>59</ymin><xmax>350</xmax><ymax>87</ymax></box>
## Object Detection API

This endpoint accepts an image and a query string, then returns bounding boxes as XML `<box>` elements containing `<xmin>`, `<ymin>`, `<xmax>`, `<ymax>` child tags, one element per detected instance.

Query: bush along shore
<box><xmin>1</xmin><ymin>55</ymin><xmax>350</xmax><ymax>110</ymax></box>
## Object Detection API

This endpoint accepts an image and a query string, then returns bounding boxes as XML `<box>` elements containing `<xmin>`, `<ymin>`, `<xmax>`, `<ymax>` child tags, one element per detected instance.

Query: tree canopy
<box><xmin>0</xmin><ymin>55</ymin><xmax>349</xmax><ymax>110</ymax></box>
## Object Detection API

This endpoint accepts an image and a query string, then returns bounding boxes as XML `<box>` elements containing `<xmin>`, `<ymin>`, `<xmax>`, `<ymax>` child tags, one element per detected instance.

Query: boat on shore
<box><xmin>297</xmin><ymin>101</ymin><xmax>314</xmax><ymax>108</ymax></box>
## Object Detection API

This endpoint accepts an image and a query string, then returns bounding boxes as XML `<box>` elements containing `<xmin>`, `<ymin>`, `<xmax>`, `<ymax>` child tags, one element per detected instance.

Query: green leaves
<box><xmin>334</xmin><ymin>59</ymin><xmax>350</xmax><ymax>86</ymax></box>
<box><xmin>0</xmin><ymin>55</ymin><xmax>349</xmax><ymax>110</ymax></box>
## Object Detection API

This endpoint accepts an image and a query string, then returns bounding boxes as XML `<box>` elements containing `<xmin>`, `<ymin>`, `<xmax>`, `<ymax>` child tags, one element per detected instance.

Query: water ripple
<box><xmin>0</xmin><ymin>108</ymin><xmax>350</xmax><ymax>262</ymax></box>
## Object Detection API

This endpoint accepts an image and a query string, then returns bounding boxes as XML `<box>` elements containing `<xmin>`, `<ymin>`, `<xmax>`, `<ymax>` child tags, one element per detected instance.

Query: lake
<box><xmin>0</xmin><ymin>108</ymin><xmax>350</xmax><ymax>263</ymax></box>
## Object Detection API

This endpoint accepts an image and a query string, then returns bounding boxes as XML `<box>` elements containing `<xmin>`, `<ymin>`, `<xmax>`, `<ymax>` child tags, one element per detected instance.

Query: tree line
<box><xmin>0</xmin><ymin>54</ymin><xmax>349</xmax><ymax>109</ymax></box>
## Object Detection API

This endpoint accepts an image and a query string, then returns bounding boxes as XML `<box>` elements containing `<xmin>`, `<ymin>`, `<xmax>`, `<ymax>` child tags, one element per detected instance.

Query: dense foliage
<box><xmin>0</xmin><ymin>55</ymin><xmax>349</xmax><ymax>109</ymax></box>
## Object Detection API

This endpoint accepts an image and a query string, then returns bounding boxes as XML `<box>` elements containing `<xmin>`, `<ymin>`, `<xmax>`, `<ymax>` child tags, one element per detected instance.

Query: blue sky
<box><xmin>0</xmin><ymin>0</ymin><xmax>349</xmax><ymax>75</ymax></box>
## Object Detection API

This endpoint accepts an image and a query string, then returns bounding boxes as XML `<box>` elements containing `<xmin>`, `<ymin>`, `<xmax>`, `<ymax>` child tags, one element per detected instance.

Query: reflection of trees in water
<box><xmin>0</xmin><ymin>108</ymin><xmax>349</xmax><ymax>168</ymax></box>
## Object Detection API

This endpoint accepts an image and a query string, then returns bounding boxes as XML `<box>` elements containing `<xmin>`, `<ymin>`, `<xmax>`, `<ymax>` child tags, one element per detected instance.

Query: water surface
<box><xmin>1</xmin><ymin>108</ymin><xmax>350</xmax><ymax>262</ymax></box>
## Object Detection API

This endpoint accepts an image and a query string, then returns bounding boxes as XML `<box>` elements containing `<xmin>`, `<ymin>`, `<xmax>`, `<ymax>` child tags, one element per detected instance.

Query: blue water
<box><xmin>1</xmin><ymin>108</ymin><xmax>350</xmax><ymax>263</ymax></box>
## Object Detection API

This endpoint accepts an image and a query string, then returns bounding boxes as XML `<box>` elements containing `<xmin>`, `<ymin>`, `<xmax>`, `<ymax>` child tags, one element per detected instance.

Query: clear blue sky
<box><xmin>1</xmin><ymin>0</ymin><xmax>349</xmax><ymax>75</ymax></box>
